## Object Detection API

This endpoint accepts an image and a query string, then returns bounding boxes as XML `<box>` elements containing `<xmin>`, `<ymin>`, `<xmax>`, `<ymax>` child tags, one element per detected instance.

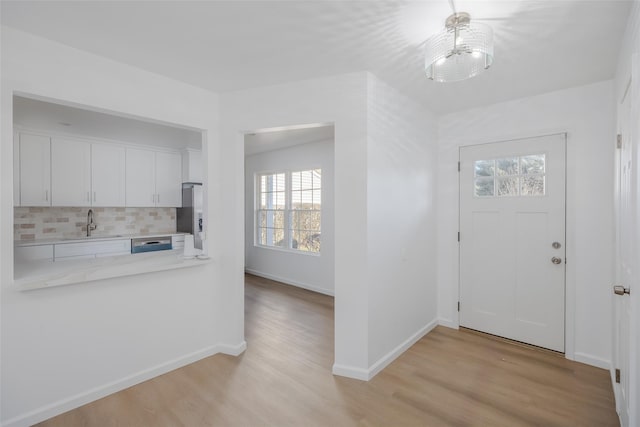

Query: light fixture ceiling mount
<box><xmin>424</xmin><ymin>11</ymin><xmax>494</xmax><ymax>83</ymax></box>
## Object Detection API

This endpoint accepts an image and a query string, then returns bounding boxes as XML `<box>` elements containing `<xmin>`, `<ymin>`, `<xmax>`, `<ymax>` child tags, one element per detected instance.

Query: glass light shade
<box><xmin>424</xmin><ymin>14</ymin><xmax>494</xmax><ymax>82</ymax></box>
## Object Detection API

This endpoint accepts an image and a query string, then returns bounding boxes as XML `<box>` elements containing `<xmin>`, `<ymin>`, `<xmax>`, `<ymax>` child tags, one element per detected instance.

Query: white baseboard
<box><xmin>573</xmin><ymin>352</ymin><xmax>611</xmax><ymax>370</ymax></box>
<box><xmin>332</xmin><ymin>318</ymin><xmax>438</xmax><ymax>382</ymax></box>
<box><xmin>438</xmin><ymin>317</ymin><xmax>459</xmax><ymax>329</ymax></box>
<box><xmin>217</xmin><ymin>340</ymin><xmax>247</xmax><ymax>356</ymax></box>
<box><xmin>1</xmin><ymin>343</ymin><xmax>244</xmax><ymax>427</ymax></box>
<box><xmin>438</xmin><ymin>323</ymin><xmax>608</xmax><ymax>371</ymax></box>
<box><xmin>367</xmin><ymin>318</ymin><xmax>438</xmax><ymax>380</ymax></box>
<box><xmin>332</xmin><ymin>364</ymin><xmax>370</xmax><ymax>381</ymax></box>
<box><xmin>245</xmin><ymin>268</ymin><xmax>334</xmax><ymax>296</ymax></box>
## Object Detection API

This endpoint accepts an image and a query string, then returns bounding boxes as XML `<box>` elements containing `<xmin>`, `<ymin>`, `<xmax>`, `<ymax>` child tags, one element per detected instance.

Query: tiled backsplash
<box><xmin>14</xmin><ymin>207</ymin><xmax>177</xmax><ymax>241</ymax></box>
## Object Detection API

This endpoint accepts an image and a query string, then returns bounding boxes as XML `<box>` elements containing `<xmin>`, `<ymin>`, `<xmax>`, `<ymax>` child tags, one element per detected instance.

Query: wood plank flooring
<box><xmin>38</xmin><ymin>274</ymin><xmax>619</xmax><ymax>426</ymax></box>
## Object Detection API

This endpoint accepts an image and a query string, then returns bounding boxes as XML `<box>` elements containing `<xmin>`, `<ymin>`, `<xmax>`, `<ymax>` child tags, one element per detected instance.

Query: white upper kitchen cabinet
<box><xmin>51</xmin><ymin>138</ymin><xmax>91</xmax><ymax>206</ymax></box>
<box><xmin>126</xmin><ymin>147</ymin><xmax>156</xmax><ymax>207</ymax></box>
<box><xmin>155</xmin><ymin>151</ymin><xmax>182</xmax><ymax>207</ymax></box>
<box><xmin>92</xmin><ymin>143</ymin><xmax>126</xmax><ymax>207</ymax></box>
<box><xmin>182</xmin><ymin>149</ymin><xmax>203</xmax><ymax>183</ymax></box>
<box><xmin>126</xmin><ymin>148</ymin><xmax>181</xmax><ymax>207</ymax></box>
<box><xmin>18</xmin><ymin>132</ymin><xmax>51</xmax><ymax>206</ymax></box>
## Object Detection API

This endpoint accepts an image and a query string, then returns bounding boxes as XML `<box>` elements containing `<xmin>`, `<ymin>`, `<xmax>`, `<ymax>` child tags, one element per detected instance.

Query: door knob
<box><xmin>613</xmin><ymin>285</ymin><xmax>631</xmax><ymax>295</ymax></box>
<box><xmin>551</xmin><ymin>257</ymin><xmax>562</xmax><ymax>265</ymax></box>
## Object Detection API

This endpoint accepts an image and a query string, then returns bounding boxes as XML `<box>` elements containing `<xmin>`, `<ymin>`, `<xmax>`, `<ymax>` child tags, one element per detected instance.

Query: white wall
<box><xmin>13</xmin><ymin>96</ymin><xmax>203</xmax><ymax>150</ymax></box>
<box><xmin>615</xmin><ymin>3</ymin><xmax>640</xmax><ymax>425</ymax></box>
<box><xmin>1</xmin><ymin>27</ymin><xmax>245</xmax><ymax>427</ymax></box>
<box><xmin>223</xmin><ymin>72</ymin><xmax>440</xmax><ymax>380</ymax></box>
<box><xmin>244</xmin><ymin>139</ymin><xmax>335</xmax><ymax>295</ymax></box>
<box><xmin>366</xmin><ymin>76</ymin><xmax>439</xmax><ymax>370</ymax></box>
<box><xmin>437</xmin><ymin>80</ymin><xmax>615</xmax><ymax>369</ymax></box>
<box><xmin>220</xmin><ymin>72</ymin><xmax>370</xmax><ymax>376</ymax></box>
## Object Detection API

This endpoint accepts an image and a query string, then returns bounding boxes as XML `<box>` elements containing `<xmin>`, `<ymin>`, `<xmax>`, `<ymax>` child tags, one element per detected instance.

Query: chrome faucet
<box><xmin>87</xmin><ymin>209</ymin><xmax>97</xmax><ymax>237</ymax></box>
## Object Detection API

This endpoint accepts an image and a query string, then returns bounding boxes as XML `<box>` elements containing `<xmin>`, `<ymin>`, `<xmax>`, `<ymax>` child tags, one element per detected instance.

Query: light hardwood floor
<box><xmin>39</xmin><ymin>274</ymin><xmax>619</xmax><ymax>426</ymax></box>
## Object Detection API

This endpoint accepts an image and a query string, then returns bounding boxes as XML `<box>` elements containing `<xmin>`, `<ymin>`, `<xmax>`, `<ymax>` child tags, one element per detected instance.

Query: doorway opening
<box><xmin>242</xmin><ymin>123</ymin><xmax>335</xmax><ymax>365</ymax></box>
<box><xmin>243</xmin><ymin>123</ymin><xmax>334</xmax><ymax>294</ymax></box>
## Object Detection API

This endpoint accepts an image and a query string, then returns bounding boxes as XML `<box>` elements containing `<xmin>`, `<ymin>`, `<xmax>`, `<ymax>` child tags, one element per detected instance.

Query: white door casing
<box><xmin>459</xmin><ymin>134</ymin><xmax>566</xmax><ymax>352</ymax></box>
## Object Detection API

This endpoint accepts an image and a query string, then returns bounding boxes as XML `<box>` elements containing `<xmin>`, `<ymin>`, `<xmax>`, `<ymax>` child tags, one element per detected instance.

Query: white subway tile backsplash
<box><xmin>14</xmin><ymin>207</ymin><xmax>176</xmax><ymax>241</ymax></box>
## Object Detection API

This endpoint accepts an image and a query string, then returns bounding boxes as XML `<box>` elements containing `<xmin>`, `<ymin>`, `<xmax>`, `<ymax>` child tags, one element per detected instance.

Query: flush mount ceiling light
<box><xmin>424</xmin><ymin>11</ymin><xmax>494</xmax><ymax>82</ymax></box>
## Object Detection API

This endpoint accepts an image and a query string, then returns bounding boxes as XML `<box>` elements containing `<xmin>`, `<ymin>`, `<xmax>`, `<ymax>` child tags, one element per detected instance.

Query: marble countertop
<box><xmin>15</xmin><ymin>232</ymin><xmax>189</xmax><ymax>247</ymax></box>
<box><xmin>14</xmin><ymin>249</ymin><xmax>211</xmax><ymax>291</ymax></box>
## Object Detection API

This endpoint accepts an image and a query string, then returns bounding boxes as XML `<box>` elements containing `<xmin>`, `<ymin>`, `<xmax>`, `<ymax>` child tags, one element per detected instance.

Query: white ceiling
<box><xmin>14</xmin><ymin>96</ymin><xmax>202</xmax><ymax>149</ymax></box>
<box><xmin>1</xmin><ymin>1</ymin><xmax>633</xmax><ymax>114</ymax></box>
<box><xmin>245</xmin><ymin>125</ymin><xmax>334</xmax><ymax>156</ymax></box>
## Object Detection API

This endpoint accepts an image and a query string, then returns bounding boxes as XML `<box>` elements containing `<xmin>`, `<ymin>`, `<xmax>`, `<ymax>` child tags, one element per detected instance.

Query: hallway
<box><xmin>39</xmin><ymin>274</ymin><xmax>618</xmax><ymax>426</ymax></box>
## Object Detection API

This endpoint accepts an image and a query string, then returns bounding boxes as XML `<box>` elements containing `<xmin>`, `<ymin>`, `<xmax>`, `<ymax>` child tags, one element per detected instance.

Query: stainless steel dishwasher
<box><xmin>131</xmin><ymin>236</ymin><xmax>172</xmax><ymax>254</ymax></box>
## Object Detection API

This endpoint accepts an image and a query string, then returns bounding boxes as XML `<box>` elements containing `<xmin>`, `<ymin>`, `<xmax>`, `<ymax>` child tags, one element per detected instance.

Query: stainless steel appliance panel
<box><xmin>176</xmin><ymin>183</ymin><xmax>203</xmax><ymax>249</ymax></box>
<box><xmin>131</xmin><ymin>236</ymin><xmax>172</xmax><ymax>253</ymax></box>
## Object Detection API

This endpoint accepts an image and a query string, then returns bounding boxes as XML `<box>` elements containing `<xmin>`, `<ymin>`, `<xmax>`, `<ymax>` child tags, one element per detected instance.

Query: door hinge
<box><xmin>615</xmin><ymin>368</ymin><xmax>621</xmax><ymax>383</ymax></box>
<box><xmin>617</xmin><ymin>134</ymin><xmax>622</xmax><ymax>149</ymax></box>
<box><xmin>458</xmin><ymin>161</ymin><xmax>461</xmax><ymax>172</ymax></box>
<box><xmin>457</xmin><ymin>301</ymin><xmax>460</xmax><ymax>312</ymax></box>
<box><xmin>457</xmin><ymin>232</ymin><xmax>460</xmax><ymax>242</ymax></box>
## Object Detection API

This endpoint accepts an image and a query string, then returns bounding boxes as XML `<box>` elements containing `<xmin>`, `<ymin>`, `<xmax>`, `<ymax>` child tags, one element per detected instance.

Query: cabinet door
<box><xmin>155</xmin><ymin>151</ymin><xmax>182</xmax><ymax>207</ymax></box>
<box><xmin>19</xmin><ymin>133</ymin><xmax>51</xmax><ymax>206</ymax></box>
<box><xmin>15</xmin><ymin>245</ymin><xmax>54</xmax><ymax>263</ymax></box>
<box><xmin>182</xmin><ymin>149</ymin><xmax>203</xmax><ymax>182</ymax></box>
<box><xmin>55</xmin><ymin>239</ymin><xmax>131</xmax><ymax>259</ymax></box>
<box><xmin>126</xmin><ymin>148</ymin><xmax>156</xmax><ymax>207</ymax></box>
<box><xmin>51</xmin><ymin>138</ymin><xmax>91</xmax><ymax>206</ymax></box>
<box><xmin>92</xmin><ymin>144</ymin><xmax>126</xmax><ymax>207</ymax></box>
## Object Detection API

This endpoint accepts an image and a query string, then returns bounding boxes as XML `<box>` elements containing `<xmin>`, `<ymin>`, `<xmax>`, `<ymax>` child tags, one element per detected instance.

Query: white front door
<box><xmin>613</xmin><ymin>74</ymin><xmax>633</xmax><ymax>427</ymax></box>
<box><xmin>459</xmin><ymin>134</ymin><xmax>566</xmax><ymax>352</ymax></box>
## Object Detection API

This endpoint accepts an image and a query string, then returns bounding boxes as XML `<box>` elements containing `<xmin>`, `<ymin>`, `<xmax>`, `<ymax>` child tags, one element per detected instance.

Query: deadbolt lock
<box><xmin>552</xmin><ymin>242</ymin><xmax>561</xmax><ymax>249</ymax></box>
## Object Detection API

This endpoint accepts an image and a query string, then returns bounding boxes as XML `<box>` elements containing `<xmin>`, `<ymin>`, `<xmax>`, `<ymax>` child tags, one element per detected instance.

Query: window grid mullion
<box><xmin>255</xmin><ymin>174</ymin><xmax>262</xmax><ymax>246</ymax></box>
<box><xmin>285</xmin><ymin>171</ymin><xmax>292</xmax><ymax>249</ymax></box>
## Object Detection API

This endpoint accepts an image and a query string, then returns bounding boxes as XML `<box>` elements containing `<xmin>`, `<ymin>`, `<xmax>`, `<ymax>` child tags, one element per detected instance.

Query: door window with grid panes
<box><xmin>256</xmin><ymin>169</ymin><xmax>321</xmax><ymax>253</ymax></box>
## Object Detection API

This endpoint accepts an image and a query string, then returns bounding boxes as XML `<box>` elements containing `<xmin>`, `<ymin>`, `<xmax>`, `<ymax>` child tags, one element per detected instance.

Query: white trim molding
<box><xmin>438</xmin><ymin>317</ymin><xmax>459</xmax><ymax>330</ymax></box>
<box><xmin>1</xmin><ymin>343</ymin><xmax>247</xmax><ymax>427</ymax></box>
<box><xmin>573</xmin><ymin>352</ymin><xmax>611</xmax><ymax>370</ymax></box>
<box><xmin>331</xmin><ymin>364</ymin><xmax>370</xmax><ymax>381</ymax></box>
<box><xmin>245</xmin><ymin>268</ymin><xmax>334</xmax><ymax>296</ymax></box>
<box><xmin>332</xmin><ymin>318</ymin><xmax>438</xmax><ymax>381</ymax></box>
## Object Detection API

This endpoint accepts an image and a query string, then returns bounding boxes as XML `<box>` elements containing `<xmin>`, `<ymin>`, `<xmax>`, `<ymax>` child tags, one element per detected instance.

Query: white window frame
<box><xmin>255</xmin><ymin>168</ymin><xmax>321</xmax><ymax>255</ymax></box>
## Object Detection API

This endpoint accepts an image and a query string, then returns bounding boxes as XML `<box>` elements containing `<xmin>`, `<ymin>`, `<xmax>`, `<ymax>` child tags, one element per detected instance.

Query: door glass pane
<box><xmin>521</xmin><ymin>154</ymin><xmax>545</xmax><ymax>174</ymax></box>
<box><xmin>497</xmin><ymin>177</ymin><xmax>519</xmax><ymax>196</ymax></box>
<box><xmin>475</xmin><ymin>178</ymin><xmax>494</xmax><ymax>197</ymax></box>
<box><xmin>474</xmin><ymin>160</ymin><xmax>495</xmax><ymax>177</ymax></box>
<box><xmin>497</xmin><ymin>158</ymin><xmax>519</xmax><ymax>176</ymax></box>
<box><xmin>521</xmin><ymin>176</ymin><xmax>545</xmax><ymax>196</ymax></box>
